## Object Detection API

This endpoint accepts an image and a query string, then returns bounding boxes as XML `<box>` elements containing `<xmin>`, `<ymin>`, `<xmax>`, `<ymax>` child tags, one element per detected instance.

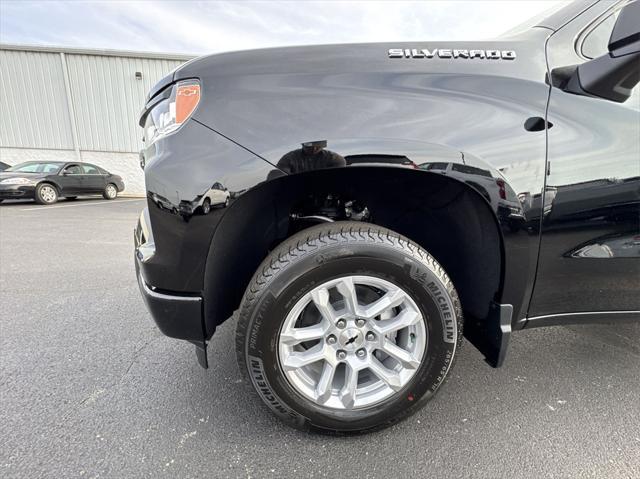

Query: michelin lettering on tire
<box><xmin>248</xmin><ymin>355</ymin><xmax>306</xmax><ymax>427</ymax></box>
<box><xmin>407</xmin><ymin>261</ymin><xmax>458</xmax><ymax>343</ymax></box>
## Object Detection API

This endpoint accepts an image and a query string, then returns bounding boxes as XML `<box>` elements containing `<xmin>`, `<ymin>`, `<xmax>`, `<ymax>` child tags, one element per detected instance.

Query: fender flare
<box><xmin>202</xmin><ymin>164</ymin><xmax>516</xmax><ymax>325</ymax></box>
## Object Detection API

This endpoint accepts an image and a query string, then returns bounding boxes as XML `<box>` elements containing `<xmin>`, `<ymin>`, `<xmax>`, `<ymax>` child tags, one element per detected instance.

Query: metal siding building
<box><xmin>0</xmin><ymin>44</ymin><xmax>193</xmax><ymax>195</ymax></box>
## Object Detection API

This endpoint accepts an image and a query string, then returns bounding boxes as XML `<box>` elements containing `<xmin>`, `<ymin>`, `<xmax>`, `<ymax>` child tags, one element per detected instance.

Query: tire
<box><xmin>103</xmin><ymin>183</ymin><xmax>118</xmax><ymax>200</ymax></box>
<box><xmin>224</xmin><ymin>197</ymin><xmax>229</xmax><ymax>207</ymax></box>
<box><xmin>236</xmin><ymin>222</ymin><xmax>463</xmax><ymax>433</ymax></box>
<box><xmin>201</xmin><ymin>198</ymin><xmax>211</xmax><ymax>215</ymax></box>
<box><xmin>35</xmin><ymin>183</ymin><xmax>59</xmax><ymax>205</ymax></box>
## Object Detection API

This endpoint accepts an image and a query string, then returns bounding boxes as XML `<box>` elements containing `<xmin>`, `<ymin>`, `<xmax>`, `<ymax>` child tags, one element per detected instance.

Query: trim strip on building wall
<box><xmin>59</xmin><ymin>52</ymin><xmax>81</xmax><ymax>162</ymax></box>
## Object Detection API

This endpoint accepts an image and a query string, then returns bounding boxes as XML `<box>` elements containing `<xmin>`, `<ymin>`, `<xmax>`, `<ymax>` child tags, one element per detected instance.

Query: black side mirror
<box><xmin>553</xmin><ymin>1</ymin><xmax>639</xmax><ymax>103</ymax></box>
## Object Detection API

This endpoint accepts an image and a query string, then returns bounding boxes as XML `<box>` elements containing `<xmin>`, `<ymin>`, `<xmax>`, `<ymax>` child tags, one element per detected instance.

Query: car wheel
<box><xmin>224</xmin><ymin>197</ymin><xmax>229</xmax><ymax>207</ymax></box>
<box><xmin>103</xmin><ymin>184</ymin><xmax>117</xmax><ymax>200</ymax></box>
<box><xmin>202</xmin><ymin>198</ymin><xmax>211</xmax><ymax>215</ymax></box>
<box><xmin>236</xmin><ymin>222</ymin><xmax>462</xmax><ymax>433</ymax></box>
<box><xmin>35</xmin><ymin>183</ymin><xmax>59</xmax><ymax>205</ymax></box>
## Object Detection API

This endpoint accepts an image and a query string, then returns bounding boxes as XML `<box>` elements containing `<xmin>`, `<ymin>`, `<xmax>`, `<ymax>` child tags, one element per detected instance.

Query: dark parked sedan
<box><xmin>0</xmin><ymin>161</ymin><xmax>125</xmax><ymax>205</ymax></box>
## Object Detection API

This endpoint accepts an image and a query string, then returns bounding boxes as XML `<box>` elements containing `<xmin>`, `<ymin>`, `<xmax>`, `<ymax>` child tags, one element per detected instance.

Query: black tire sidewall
<box><xmin>243</xmin><ymin>241</ymin><xmax>460</xmax><ymax>432</ymax></box>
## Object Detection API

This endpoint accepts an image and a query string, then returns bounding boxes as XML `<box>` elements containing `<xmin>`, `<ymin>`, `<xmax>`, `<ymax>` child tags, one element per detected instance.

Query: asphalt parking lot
<box><xmin>1</xmin><ymin>198</ymin><xmax>639</xmax><ymax>479</ymax></box>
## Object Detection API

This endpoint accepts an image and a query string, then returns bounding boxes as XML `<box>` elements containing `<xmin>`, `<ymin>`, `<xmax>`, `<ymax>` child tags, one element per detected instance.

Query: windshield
<box><xmin>6</xmin><ymin>162</ymin><xmax>63</xmax><ymax>174</ymax></box>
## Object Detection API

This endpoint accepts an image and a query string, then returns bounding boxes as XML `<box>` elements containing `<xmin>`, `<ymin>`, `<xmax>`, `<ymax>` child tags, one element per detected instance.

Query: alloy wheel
<box><xmin>278</xmin><ymin>275</ymin><xmax>427</xmax><ymax>410</ymax></box>
<box><xmin>106</xmin><ymin>184</ymin><xmax>117</xmax><ymax>199</ymax></box>
<box><xmin>39</xmin><ymin>185</ymin><xmax>57</xmax><ymax>203</ymax></box>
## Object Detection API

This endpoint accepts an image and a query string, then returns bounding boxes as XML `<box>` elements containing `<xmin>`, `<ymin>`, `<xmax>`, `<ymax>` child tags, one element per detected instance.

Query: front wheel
<box><xmin>103</xmin><ymin>183</ymin><xmax>117</xmax><ymax>200</ymax></box>
<box><xmin>201</xmin><ymin>198</ymin><xmax>211</xmax><ymax>215</ymax></box>
<box><xmin>35</xmin><ymin>183</ymin><xmax>58</xmax><ymax>205</ymax></box>
<box><xmin>236</xmin><ymin>222</ymin><xmax>462</xmax><ymax>433</ymax></box>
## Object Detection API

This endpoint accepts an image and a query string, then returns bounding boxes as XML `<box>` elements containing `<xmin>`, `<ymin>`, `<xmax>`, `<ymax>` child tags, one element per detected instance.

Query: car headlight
<box><xmin>1</xmin><ymin>177</ymin><xmax>34</xmax><ymax>185</ymax></box>
<box><xmin>144</xmin><ymin>80</ymin><xmax>201</xmax><ymax>146</ymax></box>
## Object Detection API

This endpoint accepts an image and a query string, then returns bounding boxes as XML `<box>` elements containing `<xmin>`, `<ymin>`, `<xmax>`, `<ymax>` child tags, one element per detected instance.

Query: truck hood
<box><xmin>146</xmin><ymin>35</ymin><xmax>545</xmax><ymax>107</ymax></box>
<box><xmin>183</xmin><ymin>38</ymin><xmax>543</xmax><ymax>78</ymax></box>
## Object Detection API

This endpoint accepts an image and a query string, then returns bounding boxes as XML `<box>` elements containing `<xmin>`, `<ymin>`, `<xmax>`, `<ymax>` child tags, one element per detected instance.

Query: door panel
<box><xmin>57</xmin><ymin>164</ymin><xmax>84</xmax><ymax>195</ymax></box>
<box><xmin>529</xmin><ymin>1</ymin><xmax>640</xmax><ymax>317</ymax></box>
<box><xmin>81</xmin><ymin>164</ymin><xmax>107</xmax><ymax>192</ymax></box>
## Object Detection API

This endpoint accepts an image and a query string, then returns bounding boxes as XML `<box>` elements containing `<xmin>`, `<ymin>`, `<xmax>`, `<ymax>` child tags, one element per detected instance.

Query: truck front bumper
<box><xmin>134</xmin><ymin>208</ymin><xmax>208</xmax><ymax>367</ymax></box>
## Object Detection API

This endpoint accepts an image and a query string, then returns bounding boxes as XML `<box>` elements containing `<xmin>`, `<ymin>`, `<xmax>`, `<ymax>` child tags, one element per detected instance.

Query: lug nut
<box><xmin>366</xmin><ymin>332</ymin><xmax>376</xmax><ymax>341</ymax></box>
<box><xmin>327</xmin><ymin>335</ymin><xmax>337</xmax><ymax>345</ymax></box>
<box><xmin>356</xmin><ymin>348</ymin><xmax>366</xmax><ymax>359</ymax></box>
<box><xmin>356</xmin><ymin>318</ymin><xmax>366</xmax><ymax>327</ymax></box>
<box><xmin>337</xmin><ymin>350</ymin><xmax>347</xmax><ymax>360</ymax></box>
<box><xmin>336</xmin><ymin>319</ymin><xmax>346</xmax><ymax>329</ymax></box>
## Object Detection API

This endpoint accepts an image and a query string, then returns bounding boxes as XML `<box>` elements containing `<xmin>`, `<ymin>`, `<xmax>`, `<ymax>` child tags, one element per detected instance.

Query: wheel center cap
<box><xmin>339</xmin><ymin>328</ymin><xmax>364</xmax><ymax>350</ymax></box>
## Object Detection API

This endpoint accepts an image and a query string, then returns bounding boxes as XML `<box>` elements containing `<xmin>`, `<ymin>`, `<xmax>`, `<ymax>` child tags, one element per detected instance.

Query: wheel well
<box><xmin>37</xmin><ymin>181</ymin><xmax>59</xmax><ymax>193</ymax></box>
<box><xmin>203</xmin><ymin>167</ymin><xmax>503</xmax><ymax>338</ymax></box>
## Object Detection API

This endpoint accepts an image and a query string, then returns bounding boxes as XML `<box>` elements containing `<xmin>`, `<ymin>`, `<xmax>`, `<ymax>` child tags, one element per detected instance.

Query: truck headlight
<box><xmin>144</xmin><ymin>80</ymin><xmax>201</xmax><ymax>146</ymax></box>
<box><xmin>1</xmin><ymin>177</ymin><xmax>33</xmax><ymax>185</ymax></box>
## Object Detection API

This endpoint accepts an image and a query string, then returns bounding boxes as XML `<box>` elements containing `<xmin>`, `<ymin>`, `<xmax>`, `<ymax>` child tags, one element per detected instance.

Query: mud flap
<box><xmin>463</xmin><ymin>302</ymin><xmax>513</xmax><ymax>368</ymax></box>
<box><xmin>191</xmin><ymin>340</ymin><xmax>208</xmax><ymax>369</ymax></box>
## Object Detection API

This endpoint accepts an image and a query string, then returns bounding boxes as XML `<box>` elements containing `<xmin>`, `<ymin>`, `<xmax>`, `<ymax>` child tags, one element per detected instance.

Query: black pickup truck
<box><xmin>135</xmin><ymin>0</ymin><xmax>639</xmax><ymax>432</ymax></box>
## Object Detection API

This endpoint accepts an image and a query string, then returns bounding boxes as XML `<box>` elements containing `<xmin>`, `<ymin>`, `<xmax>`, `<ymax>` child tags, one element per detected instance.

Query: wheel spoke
<box><xmin>372</xmin><ymin>309</ymin><xmax>420</xmax><ymax>335</ymax></box>
<box><xmin>380</xmin><ymin>338</ymin><xmax>420</xmax><ymax>369</ymax></box>
<box><xmin>336</xmin><ymin>277</ymin><xmax>360</xmax><ymax>316</ymax></box>
<box><xmin>311</xmin><ymin>288</ymin><xmax>337</xmax><ymax>322</ymax></box>
<box><xmin>368</xmin><ymin>357</ymin><xmax>403</xmax><ymax>391</ymax></box>
<box><xmin>315</xmin><ymin>362</ymin><xmax>336</xmax><ymax>404</ymax></box>
<box><xmin>361</xmin><ymin>288</ymin><xmax>406</xmax><ymax>319</ymax></box>
<box><xmin>339</xmin><ymin>363</ymin><xmax>359</xmax><ymax>409</ymax></box>
<box><xmin>280</xmin><ymin>321</ymin><xmax>327</xmax><ymax>345</ymax></box>
<box><xmin>281</xmin><ymin>343</ymin><xmax>326</xmax><ymax>370</ymax></box>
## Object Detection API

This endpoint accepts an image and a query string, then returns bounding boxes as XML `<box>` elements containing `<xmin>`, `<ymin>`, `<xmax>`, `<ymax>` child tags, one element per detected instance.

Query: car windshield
<box><xmin>6</xmin><ymin>162</ymin><xmax>63</xmax><ymax>174</ymax></box>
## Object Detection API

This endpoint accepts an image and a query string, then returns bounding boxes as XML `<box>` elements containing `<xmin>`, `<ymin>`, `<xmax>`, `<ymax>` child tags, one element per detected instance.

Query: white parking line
<box><xmin>19</xmin><ymin>198</ymin><xmax>145</xmax><ymax>211</ymax></box>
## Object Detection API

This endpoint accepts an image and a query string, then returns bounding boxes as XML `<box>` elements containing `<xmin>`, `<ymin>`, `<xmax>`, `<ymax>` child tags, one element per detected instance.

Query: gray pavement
<box><xmin>1</xmin><ymin>198</ymin><xmax>639</xmax><ymax>478</ymax></box>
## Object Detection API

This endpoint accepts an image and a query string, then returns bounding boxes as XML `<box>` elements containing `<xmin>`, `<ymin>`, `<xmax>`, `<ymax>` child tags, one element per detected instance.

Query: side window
<box><xmin>64</xmin><ymin>164</ymin><xmax>82</xmax><ymax>175</ymax></box>
<box><xmin>581</xmin><ymin>11</ymin><xmax>619</xmax><ymax>59</ymax></box>
<box><xmin>421</xmin><ymin>162</ymin><xmax>449</xmax><ymax>171</ymax></box>
<box><xmin>451</xmin><ymin>163</ymin><xmax>493</xmax><ymax>178</ymax></box>
<box><xmin>83</xmin><ymin>164</ymin><xmax>100</xmax><ymax>174</ymax></box>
